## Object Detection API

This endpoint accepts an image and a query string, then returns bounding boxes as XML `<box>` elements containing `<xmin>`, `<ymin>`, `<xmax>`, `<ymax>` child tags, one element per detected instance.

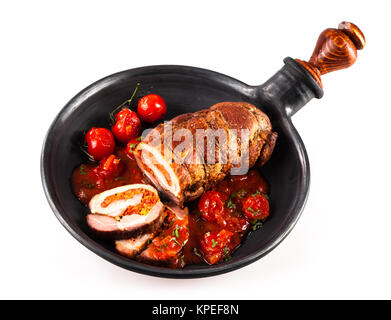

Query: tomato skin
<box><xmin>137</xmin><ymin>94</ymin><xmax>167</xmax><ymax>123</ymax></box>
<box><xmin>85</xmin><ymin>128</ymin><xmax>115</xmax><ymax>160</ymax></box>
<box><xmin>125</xmin><ymin>137</ymin><xmax>141</xmax><ymax>158</ymax></box>
<box><xmin>242</xmin><ymin>194</ymin><xmax>270</xmax><ymax>221</ymax></box>
<box><xmin>149</xmin><ymin>219</ymin><xmax>189</xmax><ymax>261</ymax></box>
<box><xmin>201</xmin><ymin>229</ymin><xmax>234</xmax><ymax>265</ymax></box>
<box><xmin>111</xmin><ymin>108</ymin><xmax>141</xmax><ymax>143</ymax></box>
<box><xmin>95</xmin><ymin>154</ymin><xmax>123</xmax><ymax>178</ymax></box>
<box><xmin>224</xmin><ymin>214</ymin><xmax>250</xmax><ymax>233</ymax></box>
<box><xmin>198</xmin><ymin>191</ymin><xmax>227</xmax><ymax>225</ymax></box>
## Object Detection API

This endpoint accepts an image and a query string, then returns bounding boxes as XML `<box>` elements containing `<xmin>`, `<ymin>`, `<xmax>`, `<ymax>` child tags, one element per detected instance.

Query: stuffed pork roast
<box><xmin>134</xmin><ymin>102</ymin><xmax>277</xmax><ymax>206</ymax></box>
<box><xmin>85</xmin><ymin>182</ymin><xmax>189</xmax><ymax>265</ymax></box>
<box><xmin>86</xmin><ymin>184</ymin><xmax>165</xmax><ymax>239</ymax></box>
<box><xmin>116</xmin><ymin>204</ymin><xmax>189</xmax><ymax>265</ymax></box>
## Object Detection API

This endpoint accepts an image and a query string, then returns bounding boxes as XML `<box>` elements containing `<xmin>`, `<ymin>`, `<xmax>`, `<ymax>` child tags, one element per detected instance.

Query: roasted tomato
<box><xmin>149</xmin><ymin>219</ymin><xmax>189</xmax><ymax>261</ymax></box>
<box><xmin>242</xmin><ymin>193</ymin><xmax>270</xmax><ymax>221</ymax></box>
<box><xmin>95</xmin><ymin>154</ymin><xmax>123</xmax><ymax>178</ymax></box>
<box><xmin>201</xmin><ymin>229</ymin><xmax>234</xmax><ymax>264</ymax></box>
<box><xmin>85</xmin><ymin>127</ymin><xmax>115</xmax><ymax>160</ymax></box>
<box><xmin>137</xmin><ymin>94</ymin><xmax>167</xmax><ymax>123</ymax></box>
<box><xmin>111</xmin><ymin>108</ymin><xmax>141</xmax><ymax>143</ymax></box>
<box><xmin>224</xmin><ymin>214</ymin><xmax>250</xmax><ymax>234</ymax></box>
<box><xmin>198</xmin><ymin>191</ymin><xmax>227</xmax><ymax>225</ymax></box>
<box><xmin>126</xmin><ymin>136</ymin><xmax>141</xmax><ymax>158</ymax></box>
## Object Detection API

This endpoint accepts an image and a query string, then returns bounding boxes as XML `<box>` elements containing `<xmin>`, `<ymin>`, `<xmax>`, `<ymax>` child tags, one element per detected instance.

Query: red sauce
<box><xmin>183</xmin><ymin>169</ymin><xmax>269</xmax><ymax>265</ymax></box>
<box><xmin>72</xmin><ymin>148</ymin><xmax>144</xmax><ymax>205</ymax></box>
<box><xmin>146</xmin><ymin>217</ymin><xmax>189</xmax><ymax>268</ymax></box>
<box><xmin>72</xmin><ymin>149</ymin><xmax>269</xmax><ymax>266</ymax></box>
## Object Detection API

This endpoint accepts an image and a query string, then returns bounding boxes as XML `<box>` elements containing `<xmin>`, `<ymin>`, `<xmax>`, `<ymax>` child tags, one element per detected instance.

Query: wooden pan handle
<box><xmin>296</xmin><ymin>21</ymin><xmax>365</xmax><ymax>87</ymax></box>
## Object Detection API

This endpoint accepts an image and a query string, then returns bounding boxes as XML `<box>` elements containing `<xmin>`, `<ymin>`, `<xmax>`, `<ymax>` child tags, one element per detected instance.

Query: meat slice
<box><xmin>134</xmin><ymin>102</ymin><xmax>277</xmax><ymax>206</ymax></box>
<box><xmin>86</xmin><ymin>184</ymin><xmax>165</xmax><ymax>240</ymax></box>
<box><xmin>135</xmin><ymin>122</ymin><xmax>195</xmax><ymax>205</ymax></box>
<box><xmin>137</xmin><ymin>204</ymin><xmax>189</xmax><ymax>268</ymax></box>
<box><xmin>115</xmin><ymin>233</ymin><xmax>156</xmax><ymax>258</ymax></box>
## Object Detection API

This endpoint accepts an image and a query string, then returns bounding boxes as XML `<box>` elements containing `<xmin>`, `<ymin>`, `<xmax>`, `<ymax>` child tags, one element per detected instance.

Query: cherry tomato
<box><xmin>224</xmin><ymin>214</ymin><xmax>250</xmax><ymax>234</ymax></box>
<box><xmin>198</xmin><ymin>191</ymin><xmax>227</xmax><ymax>225</ymax></box>
<box><xmin>200</xmin><ymin>229</ymin><xmax>234</xmax><ymax>265</ymax></box>
<box><xmin>85</xmin><ymin>127</ymin><xmax>115</xmax><ymax>160</ymax></box>
<box><xmin>111</xmin><ymin>108</ymin><xmax>141</xmax><ymax>143</ymax></box>
<box><xmin>94</xmin><ymin>154</ymin><xmax>123</xmax><ymax>178</ymax></box>
<box><xmin>126</xmin><ymin>136</ymin><xmax>141</xmax><ymax>158</ymax></box>
<box><xmin>242</xmin><ymin>193</ymin><xmax>270</xmax><ymax>221</ymax></box>
<box><xmin>137</xmin><ymin>94</ymin><xmax>167</xmax><ymax>123</ymax></box>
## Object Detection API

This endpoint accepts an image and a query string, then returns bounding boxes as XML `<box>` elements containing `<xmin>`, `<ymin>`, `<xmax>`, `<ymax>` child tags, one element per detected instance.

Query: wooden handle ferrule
<box><xmin>296</xmin><ymin>21</ymin><xmax>365</xmax><ymax>87</ymax></box>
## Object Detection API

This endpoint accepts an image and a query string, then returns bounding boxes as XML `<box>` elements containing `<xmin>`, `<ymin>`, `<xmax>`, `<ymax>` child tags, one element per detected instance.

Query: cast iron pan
<box><xmin>41</xmin><ymin>22</ymin><xmax>365</xmax><ymax>278</ymax></box>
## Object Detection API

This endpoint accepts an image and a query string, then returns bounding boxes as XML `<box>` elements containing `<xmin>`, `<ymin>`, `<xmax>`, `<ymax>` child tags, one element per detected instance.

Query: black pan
<box><xmin>41</xmin><ymin>22</ymin><xmax>365</xmax><ymax>278</ymax></box>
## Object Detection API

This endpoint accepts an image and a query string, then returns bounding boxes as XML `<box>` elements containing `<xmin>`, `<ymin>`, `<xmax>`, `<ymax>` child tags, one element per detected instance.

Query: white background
<box><xmin>1</xmin><ymin>0</ymin><xmax>390</xmax><ymax>299</ymax></box>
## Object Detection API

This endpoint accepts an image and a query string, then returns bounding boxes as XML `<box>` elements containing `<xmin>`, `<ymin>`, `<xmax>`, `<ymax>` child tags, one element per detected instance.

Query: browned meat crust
<box><xmin>135</xmin><ymin>102</ymin><xmax>277</xmax><ymax>206</ymax></box>
<box><xmin>257</xmin><ymin>131</ymin><xmax>278</xmax><ymax>166</ymax></box>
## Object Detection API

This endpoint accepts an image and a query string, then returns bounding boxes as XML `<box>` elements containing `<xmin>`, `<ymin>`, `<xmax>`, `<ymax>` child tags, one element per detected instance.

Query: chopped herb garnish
<box><xmin>205</xmin><ymin>232</ymin><xmax>210</xmax><ymax>237</ymax></box>
<box><xmin>250</xmin><ymin>190</ymin><xmax>269</xmax><ymax>200</ymax></box>
<box><xmin>146</xmin><ymin>239</ymin><xmax>152</xmax><ymax>245</ymax></box>
<box><xmin>127</xmin><ymin>143</ymin><xmax>138</xmax><ymax>154</ymax></box>
<box><xmin>172</xmin><ymin>238</ymin><xmax>181</xmax><ymax>246</ymax></box>
<box><xmin>226</xmin><ymin>189</ymin><xmax>246</xmax><ymax>209</ymax></box>
<box><xmin>180</xmin><ymin>255</ymin><xmax>185</xmax><ymax>268</ymax></box>
<box><xmin>80</xmin><ymin>165</ymin><xmax>87</xmax><ymax>176</ymax></box>
<box><xmin>248</xmin><ymin>207</ymin><xmax>260</xmax><ymax>215</ymax></box>
<box><xmin>193</xmin><ymin>247</ymin><xmax>202</xmax><ymax>258</ymax></box>
<box><xmin>114</xmin><ymin>176</ymin><xmax>124</xmax><ymax>181</ymax></box>
<box><xmin>231</xmin><ymin>189</ymin><xmax>246</xmax><ymax>199</ymax></box>
<box><xmin>226</xmin><ymin>199</ymin><xmax>236</xmax><ymax>209</ymax></box>
<box><xmin>224</xmin><ymin>255</ymin><xmax>232</xmax><ymax>262</ymax></box>
<box><xmin>172</xmin><ymin>225</ymin><xmax>180</xmax><ymax>238</ymax></box>
<box><xmin>81</xmin><ymin>181</ymin><xmax>95</xmax><ymax>188</ymax></box>
<box><xmin>222</xmin><ymin>246</ymin><xmax>229</xmax><ymax>256</ymax></box>
<box><xmin>212</xmin><ymin>239</ymin><xmax>218</xmax><ymax>247</ymax></box>
<box><xmin>252</xmin><ymin>220</ymin><xmax>263</xmax><ymax>231</ymax></box>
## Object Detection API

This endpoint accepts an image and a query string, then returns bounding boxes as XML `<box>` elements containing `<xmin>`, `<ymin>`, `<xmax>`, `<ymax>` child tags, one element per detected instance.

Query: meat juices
<box><xmin>134</xmin><ymin>102</ymin><xmax>277</xmax><ymax>206</ymax></box>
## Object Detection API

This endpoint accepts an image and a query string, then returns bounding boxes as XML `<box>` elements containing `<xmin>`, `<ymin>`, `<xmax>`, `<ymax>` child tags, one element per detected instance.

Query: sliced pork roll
<box><xmin>115</xmin><ymin>233</ymin><xmax>156</xmax><ymax>258</ymax></box>
<box><xmin>135</xmin><ymin>102</ymin><xmax>277</xmax><ymax>206</ymax></box>
<box><xmin>114</xmin><ymin>203</ymin><xmax>187</xmax><ymax>259</ymax></box>
<box><xmin>135</xmin><ymin>121</ymin><xmax>194</xmax><ymax>206</ymax></box>
<box><xmin>86</xmin><ymin>184</ymin><xmax>165</xmax><ymax>240</ymax></box>
<box><xmin>137</xmin><ymin>204</ymin><xmax>189</xmax><ymax>268</ymax></box>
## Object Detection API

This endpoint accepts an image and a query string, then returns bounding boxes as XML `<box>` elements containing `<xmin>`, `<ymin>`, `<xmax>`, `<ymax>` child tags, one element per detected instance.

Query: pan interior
<box><xmin>41</xmin><ymin>66</ymin><xmax>309</xmax><ymax>278</ymax></box>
